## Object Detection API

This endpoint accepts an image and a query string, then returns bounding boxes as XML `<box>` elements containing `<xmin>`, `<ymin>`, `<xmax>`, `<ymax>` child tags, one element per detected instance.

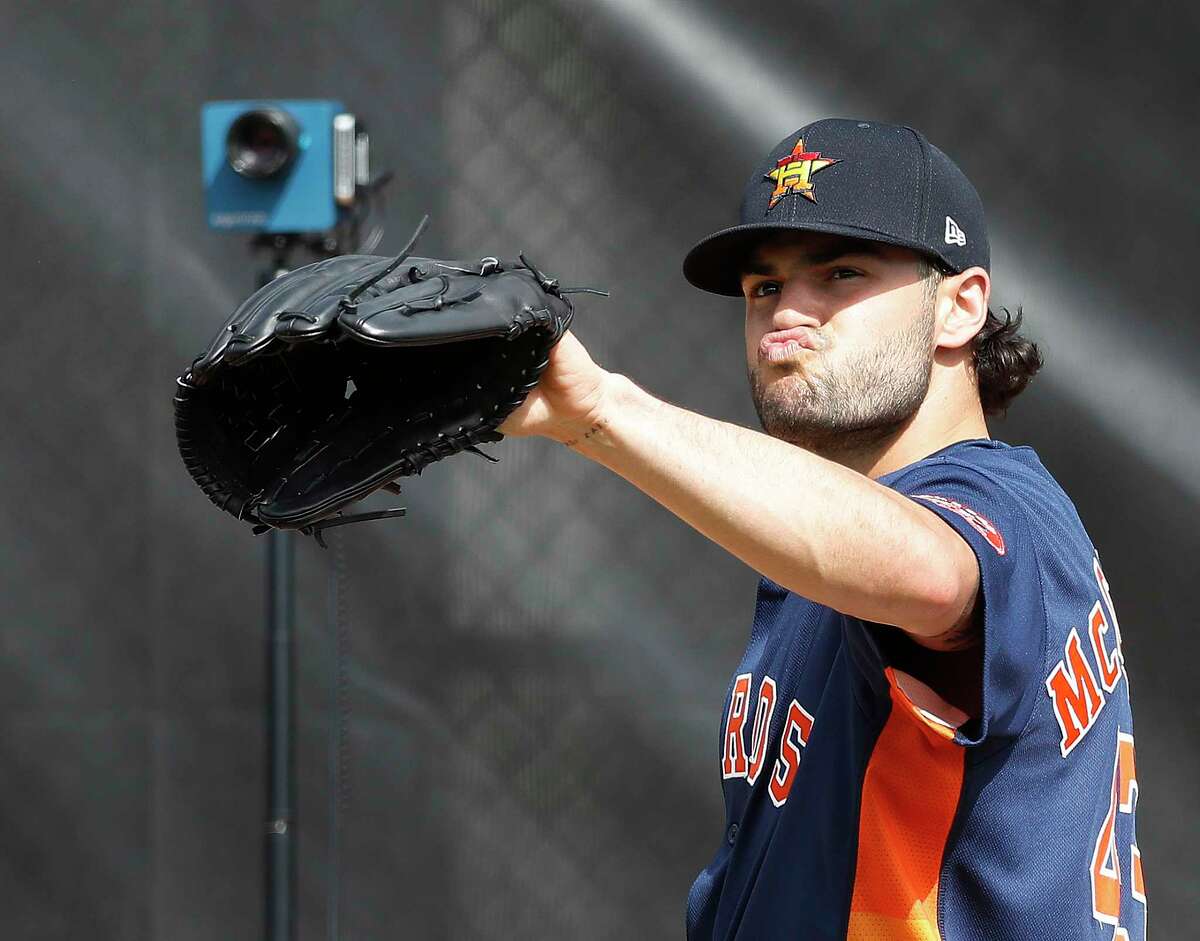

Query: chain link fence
<box><xmin>319</xmin><ymin>1</ymin><xmax>759</xmax><ymax>936</ymax></box>
<box><xmin>3</xmin><ymin>0</ymin><xmax>1198</xmax><ymax>937</ymax></box>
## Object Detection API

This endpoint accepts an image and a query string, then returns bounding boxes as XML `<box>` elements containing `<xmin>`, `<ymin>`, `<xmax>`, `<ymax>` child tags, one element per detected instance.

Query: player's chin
<box><xmin>755</xmin><ymin>360</ymin><xmax>810</xmax><ymax>387</ymax></box>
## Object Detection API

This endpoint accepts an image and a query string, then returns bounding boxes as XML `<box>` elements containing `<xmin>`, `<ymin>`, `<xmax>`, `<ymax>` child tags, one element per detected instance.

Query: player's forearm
<box><xmin>562</xmin><ymin>372</ymin><xmax>969</xmax><ymax>635</ymax></box>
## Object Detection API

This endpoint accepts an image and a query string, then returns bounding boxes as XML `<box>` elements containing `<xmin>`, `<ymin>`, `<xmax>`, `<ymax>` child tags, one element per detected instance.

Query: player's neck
<box><xmin>834</xmin><ymin>386</ymin><xmax>990</xmax><ymax>480</ymax></box>
<box><xmin>869</xmin><ymin>412</ymin><xmax>988</xmax><ymax>479</ymax></box>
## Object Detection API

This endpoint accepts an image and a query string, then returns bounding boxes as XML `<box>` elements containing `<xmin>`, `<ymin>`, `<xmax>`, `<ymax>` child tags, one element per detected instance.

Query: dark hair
<box><xmin>922</xmin><ymin>261</ymin><xmax>1043</xmax><ymax>416</ymax></box>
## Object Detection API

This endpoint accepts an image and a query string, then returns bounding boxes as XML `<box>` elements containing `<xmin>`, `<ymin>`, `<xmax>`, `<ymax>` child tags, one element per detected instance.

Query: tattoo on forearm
<box><xmin>563</xmin><ymin>417</ymin><xmax>610</xmax><ymax>448</ymax></box>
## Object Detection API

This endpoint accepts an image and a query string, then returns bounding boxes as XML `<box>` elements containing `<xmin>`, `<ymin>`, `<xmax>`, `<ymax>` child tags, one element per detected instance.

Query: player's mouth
<box><xmin>759</xmin><ymin>328</ymin><xmax>818</xmax><ymax>363</ymax></box>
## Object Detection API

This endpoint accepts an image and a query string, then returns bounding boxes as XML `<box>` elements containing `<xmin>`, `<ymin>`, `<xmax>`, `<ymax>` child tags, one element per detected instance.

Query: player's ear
<box><xmin>935</xmin><ymin>266</ymin><xmax>990</xmax><ymax>351</ymax></box>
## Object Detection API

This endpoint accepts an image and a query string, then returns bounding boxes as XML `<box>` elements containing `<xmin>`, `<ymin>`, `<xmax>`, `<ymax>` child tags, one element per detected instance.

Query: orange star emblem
<box><xmin>765</xmin><ymin>138</ymin><xmax>839</xmax><ymax>210</ymax></box>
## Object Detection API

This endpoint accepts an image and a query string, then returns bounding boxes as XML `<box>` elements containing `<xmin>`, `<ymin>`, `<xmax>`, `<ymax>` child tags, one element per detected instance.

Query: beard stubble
<box><xmin>747</xmin><ymin>301</ymin><xmax>937</xmax><ymax>460</ymax></box>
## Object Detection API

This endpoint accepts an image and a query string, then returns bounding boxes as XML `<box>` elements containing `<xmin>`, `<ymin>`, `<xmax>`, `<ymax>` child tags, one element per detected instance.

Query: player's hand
<box><xmin>497</xmin><ymin>328</ymin><xmax>613</xmax><ymax>444</ymax></box>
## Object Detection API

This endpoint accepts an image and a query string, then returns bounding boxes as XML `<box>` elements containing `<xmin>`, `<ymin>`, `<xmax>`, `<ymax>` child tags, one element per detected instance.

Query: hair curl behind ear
<box><xmin>973</xmin><ymin>306</ymin><xmax>1043</xmax><ymax>416</ymax></box>
<box><xmin>920</xmin><ymin>258</ymin><xmax>1043</xmax><ymax>416</ymax></box>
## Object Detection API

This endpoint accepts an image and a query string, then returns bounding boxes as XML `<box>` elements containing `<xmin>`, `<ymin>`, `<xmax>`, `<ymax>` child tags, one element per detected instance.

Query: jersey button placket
<box><xmin>727</xmin><ymin>822</ymin><xmax>739</xmax><ymax>845</ymax></box>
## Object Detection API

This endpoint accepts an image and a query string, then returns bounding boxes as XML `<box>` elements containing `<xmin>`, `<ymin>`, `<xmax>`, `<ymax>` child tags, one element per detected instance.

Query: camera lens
<box><xmin>226</xmin><ymin>108</ymin><xmax>300</xmax><ymax>179</ymax></box>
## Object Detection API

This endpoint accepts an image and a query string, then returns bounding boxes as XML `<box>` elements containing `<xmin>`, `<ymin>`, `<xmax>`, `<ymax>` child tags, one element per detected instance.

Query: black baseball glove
<box><xmin>174</xmin><ymin>220</ymin><xmax>598</xmax><ymax>544</ymax></box>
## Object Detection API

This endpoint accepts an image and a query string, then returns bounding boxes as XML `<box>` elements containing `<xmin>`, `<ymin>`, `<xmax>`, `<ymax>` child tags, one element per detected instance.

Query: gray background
<box><xmin>2</xmin><ymin>0</ymin><xmax>1197</xmax><ymax>937</ymax></box>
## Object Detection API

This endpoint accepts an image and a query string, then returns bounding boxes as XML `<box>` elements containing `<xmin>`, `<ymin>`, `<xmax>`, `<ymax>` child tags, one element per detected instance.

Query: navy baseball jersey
<box><xmin>686</xmin><ymin>438</ymin><xmax>1144</xmax><ymax>940</ymax></box>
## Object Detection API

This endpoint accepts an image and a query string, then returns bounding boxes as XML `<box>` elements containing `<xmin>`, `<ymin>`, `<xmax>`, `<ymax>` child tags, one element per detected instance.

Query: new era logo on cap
<box><xmin>944</xmin><ymin>216</ymin><xmax>967</xmax><ymax>246</ymax></box>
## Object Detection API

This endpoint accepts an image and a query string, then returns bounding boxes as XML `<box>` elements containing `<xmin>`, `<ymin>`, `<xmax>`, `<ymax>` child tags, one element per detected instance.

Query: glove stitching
<box><xmin>176</xmin><ymin>253</ymin><xmax>581</xmax><ymax>539</ymax></box>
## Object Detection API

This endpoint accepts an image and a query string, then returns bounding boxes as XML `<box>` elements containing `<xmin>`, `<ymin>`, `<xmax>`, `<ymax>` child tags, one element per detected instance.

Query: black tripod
<box><xmin>253</xmin><ymin>233</ymin><xmax>317</xmax><ymax>941</ymax></box>
<box><xmin>251</xmin><ymin>230</ymin><xmax>369</xmax><ymax>941</ymax></box>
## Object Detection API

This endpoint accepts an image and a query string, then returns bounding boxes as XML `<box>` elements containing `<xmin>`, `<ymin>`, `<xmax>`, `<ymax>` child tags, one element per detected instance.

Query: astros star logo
<box><xmin>765</xmin><ymin>138</ymin><xmax>839</xmax><ymax>210</ymax></box>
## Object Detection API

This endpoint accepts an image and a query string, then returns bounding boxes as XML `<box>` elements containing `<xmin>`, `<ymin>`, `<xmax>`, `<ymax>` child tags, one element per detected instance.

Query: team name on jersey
<box><xmin>1045</xmin><ymin>553</ymin><xmax>1125</xmax><ymax>758</ymax></box>
<box><xmin>725</xmin><ymin>554</ymin><xmax>1124</xmax><ymax>800</ymax></box>
<box><xmin>722</xmin><ymin>673</ymin><xmax>814</xmax><ymax>806</ymax></box>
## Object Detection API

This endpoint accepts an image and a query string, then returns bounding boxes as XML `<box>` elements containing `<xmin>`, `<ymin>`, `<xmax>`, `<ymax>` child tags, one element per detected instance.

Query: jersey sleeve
<box><xmin>885</xmin><ymin>458</ymin><xmax>1049</xmax><ymax>746</ymax></box>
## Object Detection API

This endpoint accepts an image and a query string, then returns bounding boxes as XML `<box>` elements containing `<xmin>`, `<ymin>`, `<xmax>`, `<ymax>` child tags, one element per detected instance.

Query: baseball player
<box><xmin>498</xmin><ymin>118</ymin><xmax>1143</xmax><ymax>939</ymax></box>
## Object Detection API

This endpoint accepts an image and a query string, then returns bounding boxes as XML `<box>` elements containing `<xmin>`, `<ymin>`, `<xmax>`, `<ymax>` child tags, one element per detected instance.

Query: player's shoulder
<box><xmin>886</xmin><ymin>437</ymin><xmax>1059</xmax><ymax>498</ymax></box>
<box><xmin>884</xmin><ymin>437</ymin><xmax>1090</xmax><ymax>552</ymax></box>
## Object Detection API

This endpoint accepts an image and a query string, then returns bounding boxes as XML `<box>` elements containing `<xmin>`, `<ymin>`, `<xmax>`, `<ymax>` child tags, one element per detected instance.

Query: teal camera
<box><xmin>202</xmin><ymin>99</ymin><xmax>364</xmax><ymax>233</ymax></box>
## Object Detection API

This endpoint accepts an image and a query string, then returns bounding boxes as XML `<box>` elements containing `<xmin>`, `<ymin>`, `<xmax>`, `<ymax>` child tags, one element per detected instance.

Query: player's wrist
<box><xmin>552</xmin><ymin>371</ymin><xmax>635</xmax><ymax>451</ymax></box>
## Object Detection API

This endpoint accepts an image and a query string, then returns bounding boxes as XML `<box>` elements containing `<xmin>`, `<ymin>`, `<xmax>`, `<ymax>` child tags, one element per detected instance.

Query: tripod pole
<box><xmin>257</xmin><ymin>242</ymin><xmax>300</xmax><ymax>941</ymax></box>
<box><xmin>265</xmin><ymin>528</ymin><xmax>296</xmax><ymax>941</ymax></box>
<box><xmin>251</xmin><ymin>231</ymin><xmax>356</xmax><ymax>941</ymax></box>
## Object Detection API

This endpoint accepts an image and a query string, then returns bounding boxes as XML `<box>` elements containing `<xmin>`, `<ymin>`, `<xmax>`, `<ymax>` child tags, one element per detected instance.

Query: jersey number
<box><xmin>1090</xmin><ymin>731</ymin><xmax>1145</xmax><ymax>938</ymax></box>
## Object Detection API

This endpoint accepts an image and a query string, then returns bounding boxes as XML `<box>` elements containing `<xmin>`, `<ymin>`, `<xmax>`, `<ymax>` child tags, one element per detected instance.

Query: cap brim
<box><xmin>681</xmin><ymin>221</ymin><xmax>946</xmax><ymax>297</ymax></box>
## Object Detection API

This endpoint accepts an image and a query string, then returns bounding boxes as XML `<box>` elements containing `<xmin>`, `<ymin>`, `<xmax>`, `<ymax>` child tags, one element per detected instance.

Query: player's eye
<box><xmin>749</xmin><ymin>280</ymin><xmax>781</xmax><ymax>298</ymax></box>
<box><xmin>829</xmin><ymin>267</ymin><xmax>862</xmax><ymax>281</ymax></box>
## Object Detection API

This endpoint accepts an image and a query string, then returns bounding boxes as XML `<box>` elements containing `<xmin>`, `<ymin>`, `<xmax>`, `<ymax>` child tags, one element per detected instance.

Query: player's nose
<box><xmin>768</xmin><ymin>281</ymin><xmax>825</xmax><ymax>332</ymax></box>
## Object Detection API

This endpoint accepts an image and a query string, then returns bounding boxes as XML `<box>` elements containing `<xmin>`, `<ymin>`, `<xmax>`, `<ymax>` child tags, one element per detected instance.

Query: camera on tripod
<box><xmin>201</xmin><ymin>99</ymin><xmax>368</xmax><ymax>233</ymax></box>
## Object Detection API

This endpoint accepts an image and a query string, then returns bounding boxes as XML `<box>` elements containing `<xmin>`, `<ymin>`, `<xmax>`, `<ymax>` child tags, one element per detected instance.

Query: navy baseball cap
<box><xmin>683</xmin><ymin>118</ymin><xmax>990</xmax><ymax>296</ymax></box>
